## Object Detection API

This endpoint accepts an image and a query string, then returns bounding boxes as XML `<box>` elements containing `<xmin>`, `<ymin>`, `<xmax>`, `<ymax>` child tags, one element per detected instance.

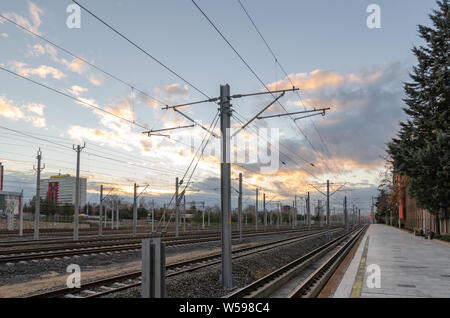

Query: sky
<box><xmin>0</xmin><ymin>0</ymin><xmax>439</xmax><ymax>215</ymax></box>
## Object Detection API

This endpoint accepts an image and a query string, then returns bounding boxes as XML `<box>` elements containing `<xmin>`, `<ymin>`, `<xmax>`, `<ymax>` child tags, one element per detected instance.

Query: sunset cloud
<box><xmin>0</xmin><ymin>96</ymin><xmax>46</xmax><ymax>128</ymax></box>
<box><xmin>11</xmin><ymin>61</ymin><xmax>66</xmax><ymax>80</ymax></box>
<box><xmin>1</xmin><ymin>1</ymin><xmax>44</xmax><ymax>35</ymax></box>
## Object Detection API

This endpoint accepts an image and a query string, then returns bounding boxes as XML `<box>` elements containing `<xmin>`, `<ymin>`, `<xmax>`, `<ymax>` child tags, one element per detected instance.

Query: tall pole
<box><xmin>326</xmin><ymin>180</ymin><xmax>330</xmax><ymax>238</ymax></box>
<box><xmin>111</xmin><ymin>199</ymin><xmax>114</xmax><ymax>230</ymax></box>
<box><xmin>19</xmin><ymin>189</ymin><xmax>23</xmax><ymax>236</ymax></box>
<box><xmin>219</xmin><ymin>84</ymin><xmax>233</xmax><ymax>289</ymax></box>
<box><xmin>183</xmin><ymin>197</ymin><xmax>186</xmax><ymax>233</ymax></box>
<box><xmin>175</xmin><ymin>177</ymin><xmax>179</xmax><ymax>238</ymax></box>
<box><xmin>318</xmin><ymin>199</ymin><xmax>321</xmax><ymax>228</ymax></box>
<box><xmin>152</xmin><ymin>199</ymin><xmax>155</xmax><ymax>233</ymax></box>
<box><xmin>307</xmin><ymin>192</ymin><xmax>311</xmax><ymax>231</ymax></box>
<box><xmin>33</xmin><ymin>148</ymin><xmax>44</xmax><ymax>241</ymax></box>
<box><xmin>358</xmin><ymin>208</ymin><xmax>361</xmax><ymax>225</ymax></box>
<box><xmin>99</xmin><ymin>185</ymin><xmax>103</xmax><ymax>236</ymax></box>
<box><xmin>263</xmin><ymin>193</ymin><xmax>267</xmax><ymax>231</ymax></box>
<box><xmin>255</xmin><ymin>188</ymin><xmax>258</xmax><ymax>231</ymax></box>
<box><xmin>293</xmin><ymin>195</ymin><xmax>297</xmax><ymax>228</ymax></box>
<box><xmin>344</xmin><ymin>196</ymin><xmax>348</xmax><ymax>232</ymax></box>
<box><xmin>116</xmin><ymin>199</ymin><xmax>119</xmax><ymax>230</ymax></box>
<box><xmin>73</xmin><ymin>144</ymin><xmax>85</xmax><ymax>241</ymax></box>
<box><xmin>278</xmin><ymin>202</ymin><xmax>281</xmax><ymax>229</ymax></box>
<box><xmin>133</xmin><ymin>183</ymin><xmax>137</xmax><ymax>237</ymax></box>
<box><xmin>238</xmin><ymin>173</ymin><xmax>242</xmax><ymax>242</ymax></box>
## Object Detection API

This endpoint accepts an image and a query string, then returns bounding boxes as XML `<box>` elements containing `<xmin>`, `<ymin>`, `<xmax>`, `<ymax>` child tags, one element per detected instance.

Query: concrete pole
<box><xmin>307</xmin><ymin>192</ymin><xmax>311</xmax><ymax>231</ymax></box>
<box><xmin>238</xmin><ymin>173</ymin><xmax>242</xmax><ymax>242</ymax></box>
<box><xmin>163</xmin><ymin>204</ymin><xmax>166</xmax><ymax>227</ymax></box>
<box><xmin>152</xmin><ymin>200</ymin><xmax>155</xmax><ymax>233</ymax></box>
<box><xmin>19</xmin><ymin>190</ymin><xmax>23</xmax><ymax>236</ymax></box>
<box><xmin>327</xmin><ymin>180</ymin><xmax>330</xmax><ymax>237</ymax></box>
<box><xmin>33</xmin><ymin>149</ymin><xmax>44</xmax><ymax>240</ymax></box>
<box><xmin>344</xmin><ymin>196</ymin><xmax>349</xmax><ymax>232</ymax></box>
<box><xmin>277</xmin><ymin>202</ymin><xmax>281</xmax><ymax>229</ymax></box>
<box><xmin>318</xmin><ymin>200</ymin><xmax>321</xmax><ymax>228</ymax></box>
<box><xmin>255</xmin><ymin>188</ymin><xmax>258</xmax><ymax>231</ymax></box>
<box><xmin>183</xmin><ymin>197</ymin><xmax>186</xmax><ymax>233</ymax></box>
<box><xmin>358</xmin><ymin>208</ymin><xmax>361</xmax><ymax>225</ymax></box>
<box><xmin>219</xmin><ymin>84</ymin><xmax>233</xmax><ymax>289</ymax></box>
<box><xmin>293</xmin><ymin>195</ymin><xmax>297</xmax><ymax>228</ymax></box>
<box><xmin>111</xmin><ymin>200</ymin><xmax>114</xmax><ymax>230</ymax></box>
<box><xmin>175</xmin><ymin>177</ymin><xmax>179</xmax><ymax>238</ymax></box>
<box><xmin>116</xmin><ymin>199</ymin><xmax>119</xmax><ymax>230</ymax></box>
<box><xmin>73</xmin><ymin>144</ymin><xmax>84</xmax><ymax>241</ymax></box>
<box><xmin>99</xmin><ymin>185</ymin><xmax>103</xmax><ymax>236</ymax></box>
<box><xmin>263</xmin><ymin>193</ymin><xmax>266</xmax><ymax>231</ymax></box>
<box><xmin>133</xmin><ymin>183</ymin><xmax>137</xmax><ymax>237</ymax></box>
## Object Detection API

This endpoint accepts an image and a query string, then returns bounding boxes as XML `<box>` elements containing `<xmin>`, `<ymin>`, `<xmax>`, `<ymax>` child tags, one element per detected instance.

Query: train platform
<box><xmin>333</xmin><ymin>224</ymin><xmax>450</xmax><ymax>298</ymax></box>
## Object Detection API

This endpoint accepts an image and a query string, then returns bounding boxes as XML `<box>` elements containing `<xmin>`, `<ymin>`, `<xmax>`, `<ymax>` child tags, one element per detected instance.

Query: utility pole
<box><xmin>238</xmin><ymin>173</ymin><xmax>242</xmax><ymax>242</ymax></box>
<box><xmin>99</xmin><ymin>185</ymin><xmax>103</xmax><ymax>236</ymax></box>
<box><xmin>255</xmin><ymin>188</ymin><xmax>258</xmax><ymax>231</ymax></box>
<box><xmin>183</xmin><ymin>197</ymin><xmax>186</xmax><ymax>233</ymax></box>
<box><xmin>344</xmin><ymin>196</ymin><xmax>349</xmax><ymax>232</ymax></box>
<box><xmin>219</xmin><ymin>84</ymin><xmax>233</xmax><ymax>289</ymax></box>
<box><xmin>307</xmin><ymin>192</ymin><xmax>311</xmax><ymax>231</ymax></box>
<box><xmin>277</xmin><ymin>202</ymin><xmax>281</xmax><ymax>229</ymax></box>
<box><xmin>152</xmin><ymin>199</ymin><xmax>156</xmax><ymax>233</ymax></box>
<box><xmin>73</xmin><ymin>143</ymin><xmax>85</xmax><ymax>241</ymax></box>
<box><xmin>175</xmin><ymin>177</ymin><xmax>179</xmax><ymax>238</ymax></box>
<box><xmin>19</xmin><ymin>189</ymin><xmax>23</xmax><ymax>236</ymax></box>
<box><xmin>116</xmin><ymin>199</ymin><xmax>119</xmax><ymax>230</ymax></box>
<box><xmin>317</xmin><ymin>200</ymin><xmax>322</xmax><ymax>228</ymax></box>
<box><xmin>263</xmin><ymin>193</ymin><xmax>266</xmax><ymax>231</ymax></box>
<box><xmin>326</xmin><ymin>180</ymin><xmax>330</xmax><ymax>238</ymax></box>
<box><xmin>111</xmin><ymin>199</ymin><xmax>114</xmax><ymax>230</ymax></box>
<box><xmin>133</xmin><ymin>183</ymin><xmax>137</xmax><ymax>237</ymax></box>
<box><xmin>33</xmin><ymin>148</ymin><xmax>44</xmax><ymax>241</ymax></box>
<box><xmin>358</xmin><ymin>208</ymin><xmax>361</xmax><ymax>225</ymax></box>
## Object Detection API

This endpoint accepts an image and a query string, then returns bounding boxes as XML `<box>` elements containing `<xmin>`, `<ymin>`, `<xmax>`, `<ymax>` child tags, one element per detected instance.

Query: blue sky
<box><xmin>0</xmin><ymin>0</ymin><xmax>439</xmax><ymax>215</ymax></box>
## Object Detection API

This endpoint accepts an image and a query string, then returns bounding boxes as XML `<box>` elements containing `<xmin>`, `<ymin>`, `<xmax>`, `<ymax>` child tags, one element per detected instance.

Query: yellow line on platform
<box><xmin>350</xmin><ymin>236</ymin><xmax>370</xmax><ymax>298</ymax></box>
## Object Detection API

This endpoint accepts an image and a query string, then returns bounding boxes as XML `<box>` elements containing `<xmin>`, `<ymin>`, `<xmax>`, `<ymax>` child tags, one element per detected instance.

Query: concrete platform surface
<box><xmin>334</xmin><ymin>224</ymin><xmax>450</xmax><ymax>298</ymax></box>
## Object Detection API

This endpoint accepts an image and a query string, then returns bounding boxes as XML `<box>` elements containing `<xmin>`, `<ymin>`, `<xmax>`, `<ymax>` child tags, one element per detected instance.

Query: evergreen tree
<box><xmin>388</xmin><ymin>0</ymin><xmax>449</xmax><ymax>233</ymax></box>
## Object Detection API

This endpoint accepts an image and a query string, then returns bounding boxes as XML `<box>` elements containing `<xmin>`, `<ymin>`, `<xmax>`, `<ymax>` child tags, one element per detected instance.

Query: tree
<box><xmin>388</xmin><ymin>0</ymin><xmax>450</xmax><ymax>234</ymax></box>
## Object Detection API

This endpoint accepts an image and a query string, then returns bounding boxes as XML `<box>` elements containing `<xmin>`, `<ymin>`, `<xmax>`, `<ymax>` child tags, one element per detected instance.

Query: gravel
<box><xmin>108</xmin><ymin>230</ymin><xmax>345</xmax><ymax>298</ymax></box>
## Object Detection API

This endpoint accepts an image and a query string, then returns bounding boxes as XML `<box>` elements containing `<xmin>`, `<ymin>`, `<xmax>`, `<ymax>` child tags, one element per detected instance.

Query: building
<box><xmin>398</xmin><ymin>177</ymin><xmax>449</xmax><ymax>235</ymax></box>
<box><xmin>40</xmin><ymin>174</ymin><xmax>87</xmax><ymax>207</ymax></box>
<box><xmin>0</xmin><ymin>162</ymin><xmax>23</xmax><ymax>217</ymax></box>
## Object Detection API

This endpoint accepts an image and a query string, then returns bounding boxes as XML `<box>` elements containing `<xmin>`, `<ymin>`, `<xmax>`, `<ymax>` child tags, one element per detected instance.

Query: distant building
<box><xmin>0</xmin><ymin>162</ymin><xmax>23</xmax><ymax>216</ymax></box>
<box><xmin>40</xmin><ymin>174</ymin><xmax>87</xmax><ymax>207</ymax></box>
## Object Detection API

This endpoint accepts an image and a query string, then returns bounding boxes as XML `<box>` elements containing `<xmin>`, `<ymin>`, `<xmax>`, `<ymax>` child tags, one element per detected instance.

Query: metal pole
<box><xmin>344</xmin><ymin>196</ymin><xmax>349</xmax><ymax>232</ymax></box>
<box><xmin>116</xmin><ymin>199</ymin><xmax>119</xmax><ymax>230</ymax></box>
<box><xmin>73</xmin><ymin>144</ymin><xmax>84</xmax><ymax>241</ymax></box>
<box><xmin>293</xmin><ymin>195</ymin><xmax>297</xmax><ymax>228</ymax></box>
<box><xmin>19</xmin><ymin>189</ymin><xmax>23</xmax><ymax>236</ymax></box>
<box><xmin>238</xmin><ymin>173</ymin><xmax>242</xmax><ymax>242</ymax></box>
<box><xmin>99</xmin><ymin>185</ymin><xmax>103</xmax><ymax>236</ymax></box>
<box><xmin>152</xmin><ymin>199</ymin><xmax>156</xmax><ymax>233</ymax></box>
<box><xmin>133</xmin><ymin>183</ymin><xmax>137</xmax><ymax>237</ymax></box>
<box><xmin>255</xmin><ymin>188</ymin><xmax>258</xmax><ymax>231</ymax></box>
<box><xmin>263</xmin><ymin>193</ymin><xmax>266</xmax><ymax>231</ymax></box>
<box><xmin>220</xmin><ymin>84</ymin><xmax>233</xmax><ymax>289</ymax></box>
<box><xmin>306</xmin><ymin>192</ymin><xmax>311</xmax><ymax>231</ymax></box>
<box><xmin>33</xmin><ymin>149</ymin><xmax>44</xmax><ymax>240</ymax></box>
<box><xmin>175</xmin><ymin>177</ymin><xmax>179</xmax><ymax>238</ymax></box>
<box><xmin>278</xmin><ymin>202</ymin><xmax>281</xmax><ymax>229</ymax></box>
<box><xmin>327</xmin><ymin>180</ymin><xmax>330</xmax><ymax>237</ymax></box>
<box><xmin>183</xmin><ymin>197</ymin><xmax>186</xmax><ymax>232</ymax></box>
<box><xmin>111</xmin><ymin>200</ymin><xmax>114</xmax><ymax>230</ymax></box>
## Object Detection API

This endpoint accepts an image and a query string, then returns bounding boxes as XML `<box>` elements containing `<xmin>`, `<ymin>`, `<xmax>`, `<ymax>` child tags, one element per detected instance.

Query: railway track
<box><xmin>0</xmin><ymin>227</ymin><xmax>332</xmax><ymax>264</ymax></box>
<box><xmin>26</xmin><ymin>228</ymin><xmax>342</xmax><ymax>298</ymax></box>
<box><xmin>226</xmin><ymin>225</ymin><xmax>367</xmax><ymax>298</ymax></box>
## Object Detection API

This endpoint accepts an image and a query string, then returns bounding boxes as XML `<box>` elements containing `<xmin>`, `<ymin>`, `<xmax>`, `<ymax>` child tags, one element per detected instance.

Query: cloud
<box><xmin>89</xmin><ymin>74</ymin><xmax>103</xmax><ymax>86</ymax></box>
<box><xmin>1</xmin><ymin>1</ymin><xmax>44</xmax><ymax>35</ymax></box>
<box><xmin>0</xmin><ymin>96</ymin><xmax>46</xmax><ymax>128</ymax></box>
<box><xmin>11</xmin><ymin>61</ymin><xmax>66</xmax><ymax>80</ymax></box>
<box><xmin>69</xmin><ymin>85</ymin><xmax>88</xmax><ymax>96</ymax></box>
<box><xmin>27</xmin><ymin>103</ymin><xmax>45</xmax><ymax>116</ymax></box>
<box><xmin>268</xmin><ymin>69</ymin><xmax>382</xmax><ymax>92</ymax></box>
<box><xmin>1</xmin><ymin>33</ymin><xmax>8</xmax><ymax>38</ymax></box>
<box><xmin>0</xmin><ymin>96</ymin><xmax>25</xmax><ymax>120</ymax></box>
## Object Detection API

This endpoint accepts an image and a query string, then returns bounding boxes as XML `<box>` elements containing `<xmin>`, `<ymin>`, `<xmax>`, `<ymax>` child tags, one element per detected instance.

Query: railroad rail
<box><xmin>0</xmin><ymin>227</ymin><xmax>332</xmax><ymax>263</ymax></box>
<box><xmin>226</xmin><ymin>225</ymin><xmax>367</xmax><ymax>298</ymax></box>
<box><xmin>26</xmin><ymin>228</ymin><xmax>342</xmax><ymax>298</ymax></box>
